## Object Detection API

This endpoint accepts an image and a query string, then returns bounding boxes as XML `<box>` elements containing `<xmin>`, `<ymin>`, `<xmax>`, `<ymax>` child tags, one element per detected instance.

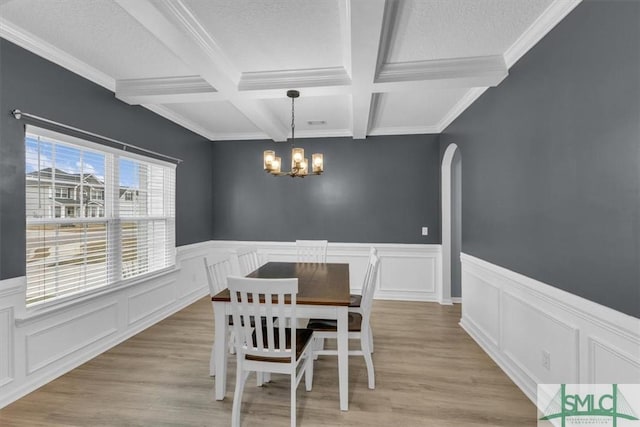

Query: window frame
<box><xmin>24</xmin><ymin>126</ymin><xmax>177</xmax><ymax>309</ymax></box>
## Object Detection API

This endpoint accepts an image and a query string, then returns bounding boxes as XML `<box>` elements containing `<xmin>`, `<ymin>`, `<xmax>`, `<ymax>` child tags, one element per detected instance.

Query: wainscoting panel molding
<box><xmin>127</xmin><ymin>280</ymin><xmax>177</xmax><ymax>326</ymax></box>
<box><xmin>460</xmin><ymin>253</ymin><xmax>640</xmax><ymax>403</ymax></box>
<box><xmin>25</xmin><ymin>303</ymin><xmax>118</xmax><ymax>375</ymax></box>
<box><xmin>0</xmin><ymin>307</ymin><xmax>14</xmax><ymax>388</ymax></box>
<box><xmin>208</xmin><ymin>241</ymin><xmax>442</xmax><ymax>302</ymax></box>
<box><xmin>0</xmin><ymin>243</ymin><xmax>210</xmax><ymax>409</ymax></box>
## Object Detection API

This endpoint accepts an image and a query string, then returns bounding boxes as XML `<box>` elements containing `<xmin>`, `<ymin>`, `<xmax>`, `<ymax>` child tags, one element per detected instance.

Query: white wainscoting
<box><xmin>460</xmin><ymin>253</ymin><xmax>640</xmax><ymax>403</ymax></box>
<box><xmin>0</xmin><ymin>243</ymin><xmax>212</xmax><ymax>409</ymax></box>
<box><xmin>207</xmin><ymin>241</ymin><xmax>442</xmax><ymax>302</ymax></box>
<box><xmin>0</xmin><ymin>240</ymin><xmax>439</xmax><ymax>409</ymax></box>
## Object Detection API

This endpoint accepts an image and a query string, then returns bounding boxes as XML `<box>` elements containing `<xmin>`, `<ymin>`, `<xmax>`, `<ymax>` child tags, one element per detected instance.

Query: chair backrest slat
<box><xmin>296</xmin><ymin>240</ymin><xmax>328</xmax><ymax>263</ymax></box>
<box><xmin>360</xmin><ymin>252</ymin><xmax>380</xmax><ymax>319</ymax></box>
<box><xmin>358</xmin><ymin>247</ymin><xmax>378</xmax><ymax>302</ymax></box>
<box><xmin>203</xmin><ymin>255</ymin><xmax>233</xmax><ymax>296</ymax></box>
<box><xmin>233</xmin><ymin>247</ymin><xmax>261</xmax><ymax>276</ymax></box>
<box><xmin>228</xmin><ymin>276</ymin><xmax>298</xmax><ymax>363</ymax></box>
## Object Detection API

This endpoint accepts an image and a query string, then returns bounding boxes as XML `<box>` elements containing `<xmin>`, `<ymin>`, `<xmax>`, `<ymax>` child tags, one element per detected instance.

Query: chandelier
<box><xmin>263</xmin><ymin>90</ymin><xmax>323</xmax><ymax>177</ymax></box>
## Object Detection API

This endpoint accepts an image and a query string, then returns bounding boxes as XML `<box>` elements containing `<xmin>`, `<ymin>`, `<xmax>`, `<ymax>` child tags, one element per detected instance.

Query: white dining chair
<box><xmin>227</xmin><ymin>276</ymin><xmax>315</xmax><ymax>427</ymax></box>
<box><xmin>349</xmin><ymin>247</ymin><xmax>378</xmax><ymax>353</ymax></box>
<box><xmin>295</xmin><ymin>240</ymin><xmax>328</xmax><ymax>263</ymax></box>
<box><xmin>232</xmin><ymin>246</ymin><xmax>262</xmax><ymax>275</ymax></box>
<box><xmin>306</xmin><ymin>252</ymin><xmax>380</xmax><ymax>389</ymax></box>
<box><xmin>203</xmin><ymin>255</ymin><xmax>235</xmax><ymax>375</ymax></box>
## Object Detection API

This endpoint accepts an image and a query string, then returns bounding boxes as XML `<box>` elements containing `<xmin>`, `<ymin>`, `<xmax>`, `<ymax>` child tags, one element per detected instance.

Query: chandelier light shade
<box><xmin>263</xmin><ymin>90</ymin><xmax>323</xmax><ymax>177</ymax></box>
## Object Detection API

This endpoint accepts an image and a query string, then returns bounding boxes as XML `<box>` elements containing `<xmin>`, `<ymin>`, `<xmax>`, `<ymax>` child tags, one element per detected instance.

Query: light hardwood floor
<box><xmin>0</xmin><ymin>299</ymin><xmax>536</xmax><ymax>426</ymax></box>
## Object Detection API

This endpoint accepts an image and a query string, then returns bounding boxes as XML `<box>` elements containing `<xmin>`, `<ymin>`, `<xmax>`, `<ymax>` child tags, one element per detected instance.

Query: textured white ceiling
<box><xmin>385</xmin><ymin>0</ymin><xmax>555</xmax><ymax>63</ymax></box>
<box><xmin>0</xmin><ymin>0</ymin><xmax>192</xmax><ymax>79</ymax></box>
<box><xmin>372</xmin><ymin>88</ymin><xmax>470</xmax><ymax>130</ymax></box>
<box><xmin>0</xmin><ymin>0</ymin><xmax>577</xmax><ymax>141</ymax></box>
<box><xmin>168</xmin><ymin>101</ymin><xmax>261</xmax><ymax>136</ymax></box>
<box><xmin>184</xmin><ymin>0</ymin><xmax>344</xmax><ymax>73</ymax></box>
<box><xmin>262</xmin><ymin>95</ymin><xmax>351</xmax><ymax>136</ymax></box>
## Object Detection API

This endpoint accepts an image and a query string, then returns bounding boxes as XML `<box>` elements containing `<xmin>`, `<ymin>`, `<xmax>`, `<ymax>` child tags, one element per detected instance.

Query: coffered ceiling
<box><xmin>0</xmin><ymin>0</ymin><xmax>581</xmax><ymax>142</ymax></box>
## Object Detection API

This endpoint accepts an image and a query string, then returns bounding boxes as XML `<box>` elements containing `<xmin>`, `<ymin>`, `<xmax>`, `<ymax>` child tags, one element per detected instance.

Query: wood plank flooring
<box><xmin>0</xmin><ymin>299</ymin><xmax>537</xmax><ymax>426</ymax></box>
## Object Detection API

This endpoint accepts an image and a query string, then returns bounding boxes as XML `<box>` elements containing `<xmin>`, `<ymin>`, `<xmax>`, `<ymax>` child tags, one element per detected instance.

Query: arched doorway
<box><xmin>440</xmin><ymin>143</ymin><xmax>462</xmax><ymax>304</ymax></box>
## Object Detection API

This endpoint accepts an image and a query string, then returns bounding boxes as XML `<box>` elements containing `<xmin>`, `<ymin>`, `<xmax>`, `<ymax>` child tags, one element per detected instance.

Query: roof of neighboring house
<box><xmin>119</xmin><ymin>188</ymin><xmax>137</xmax><ymax>197</ymax></box>
<box><xmin>26</xmin><ymin>168</ymin><xmax>104</xmax><ymax>186</ymax></box>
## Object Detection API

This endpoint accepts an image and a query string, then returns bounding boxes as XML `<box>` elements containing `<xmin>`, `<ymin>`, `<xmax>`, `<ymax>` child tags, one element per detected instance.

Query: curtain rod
<box><xmin>11</xmin><ymin>109</ymin><xmax>183</xmax><ymax>164</ymax></box>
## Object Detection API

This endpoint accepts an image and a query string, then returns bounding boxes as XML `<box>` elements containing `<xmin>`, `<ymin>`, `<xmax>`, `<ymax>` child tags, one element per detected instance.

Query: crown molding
<box><xmin>504</xmin><ymin>0</ymin><xmax>582</xmax><ymax>68</ymax></box>
<box><xmin>0</xmin><ymin>18</ymin><xmax>115</xmax><ymax>91</ymax></box>
<box><xmin>377</xmin><ymin>55</ymin><xmax>507</xmax><ymax>85</ymax></box>
<box><xmin>116</xmin><ymin>75</ymin><xmax>221</xmax><ymax>104</ymax></box>
<box><xmin>238</xmin><ymin>67</ymin><xmax>351</xmax><ymax>92</ymax></box>
<box><xmin>436</xmin><ymin>87</ymin><xmax>488</xmax><ymax>133</ymax></box>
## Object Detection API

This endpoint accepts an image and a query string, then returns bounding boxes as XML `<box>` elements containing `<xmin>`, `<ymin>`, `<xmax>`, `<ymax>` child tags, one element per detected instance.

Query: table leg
<box><xmin>213</xmin><ymin>301</ymin><xmax>228</xmax><ymax>400</ymax></box>
<box><xmin>337</xmin><ymin>306</ymin><xmax>349</xmax><ymax>411</ymax></box>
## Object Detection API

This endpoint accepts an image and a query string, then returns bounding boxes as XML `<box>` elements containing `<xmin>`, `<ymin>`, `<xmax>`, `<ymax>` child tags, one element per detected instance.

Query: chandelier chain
<box><xmin>290</xmin><ymin>95</ymin><xmax>295</xmax><ymax>142</ymax></box>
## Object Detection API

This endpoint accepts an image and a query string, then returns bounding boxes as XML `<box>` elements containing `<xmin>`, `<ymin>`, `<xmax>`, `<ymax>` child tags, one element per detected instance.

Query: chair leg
<box><xmin>369</xmin><ymin>327</ymin><xmax>374</xmax><ymax>354</ymax></box>
<box><xmin>305</xmin><ymin>351</ymin><xmax>314</xmax><ymax>391</ymax></box>
<box><xmin>255</xmin><ymin>371</ymin><xmax>272</xmax><ymax>386</ymax></box>
<box><xmin>313</xmin><ymin>337</ymin><xmax>324</xmax><ymax>360</ymax></box>
<box><xmin>232</xmin><ymin>363</ymin><xmax>249</xmax><ymax>427</ymax></box>
<box><xmin>228</xmin><ymin>328</ymin><xmax>236</xmax><ymax>355</ymax></box>
<box><xmin>361</xmin><ymin>332</ymin><xmax>375</xmax><ymax>389</ymax></box>
<box><xmin>209</xmin><ymin>342</ymin><xmax>216</xmax><ymax>377</ymax></box>
<box><xmin>290</xmin><ymin>373</ymin><xmax>297</xmax><ymax>427</ymax></box>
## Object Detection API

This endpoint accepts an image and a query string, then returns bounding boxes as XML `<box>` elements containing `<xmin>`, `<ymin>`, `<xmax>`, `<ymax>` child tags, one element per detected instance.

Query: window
<box><xmin>90</xmin><ymin>188</ymin><xmax>104</xmax><ymax>201</ymax></box>
<box><xmin>25</xmin><ymin>126</ymin><xmax>176</xmax><ymax>306</ymax></box>
<box><xmin>54</xmin><ymin>187</ymin><xmax>69</xmax><ymax>198</ymax></box>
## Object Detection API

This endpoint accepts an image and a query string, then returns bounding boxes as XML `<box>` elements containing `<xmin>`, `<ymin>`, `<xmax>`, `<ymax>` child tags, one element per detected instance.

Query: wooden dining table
<box><xmin>211</xmin><ymin>262</ymin><xmax>352</xmax><ymax>410</ymax></box>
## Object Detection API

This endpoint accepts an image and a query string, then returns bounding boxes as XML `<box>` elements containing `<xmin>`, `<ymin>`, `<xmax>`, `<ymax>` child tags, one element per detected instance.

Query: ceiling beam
<box><xmin>376</xmin><ymin>55</ymin><xmax>507</xmax><ymax>87</ymax></box>
<box><xmin>116</xmin><ymin>75</ymin><xmax>223</xmax><ymax>104</ymax></box>
<box><xmin>238</xmin><ymin>67</ymin><xmax>352</xmax><ymax>99</ymax></box>
<box><xmin>115</xmin><ymin>0</ymin><xmax>289</xmax><ymax>141</ymax></box>
<box><xmin>348</xmin><ymin>0</ymin><xmax>387</xmax><ymax>139</ymax></box>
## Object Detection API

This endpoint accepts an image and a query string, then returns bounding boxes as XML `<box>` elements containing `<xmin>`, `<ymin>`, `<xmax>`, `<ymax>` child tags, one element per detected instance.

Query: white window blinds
<box><xmin>25</xmin><ymin>126</ymin><xmax>176</xmax><ymax>306</ymax></box>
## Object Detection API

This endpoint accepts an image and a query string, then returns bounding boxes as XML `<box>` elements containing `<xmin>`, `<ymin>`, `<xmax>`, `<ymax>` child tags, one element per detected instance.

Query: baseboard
<box><xmin>460</xmin><ymin>253</ymin><xmax>640</xmax><ymax>405</ymax></box>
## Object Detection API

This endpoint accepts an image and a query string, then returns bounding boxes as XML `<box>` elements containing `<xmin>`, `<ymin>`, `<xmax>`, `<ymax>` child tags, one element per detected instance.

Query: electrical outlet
<box><xmin>421</xmin><ymin>227</ymin><xmax>429</xmax><ymax>236</ymax></box>
<box><xmin>542</xmin><ymin>350</ymin><xmax>551</xmax><ymax>370</ymax></box>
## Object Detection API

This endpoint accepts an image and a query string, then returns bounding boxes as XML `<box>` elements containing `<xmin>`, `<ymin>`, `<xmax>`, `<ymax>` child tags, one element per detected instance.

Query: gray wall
<box><xmin>441</xmin><ymin>0</ymin><xmax>640</xmax><ymax>317</ymax></box>
<box><xmin>0</xmin><ymin>39</ymin><xmax>214</xmax><ymax>280</ymax></box>
<box><xmin>211</xmin><ymin>135</ymin><xmax>441</xmax><ymax>244</ymax></box>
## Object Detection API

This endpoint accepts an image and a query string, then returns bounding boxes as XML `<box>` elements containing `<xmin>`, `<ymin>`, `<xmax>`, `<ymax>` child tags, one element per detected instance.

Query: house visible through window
<box><xmin>25</xmin><ymin>126</ymin><xmax>176</xmax><ymax>306</ymax></box>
